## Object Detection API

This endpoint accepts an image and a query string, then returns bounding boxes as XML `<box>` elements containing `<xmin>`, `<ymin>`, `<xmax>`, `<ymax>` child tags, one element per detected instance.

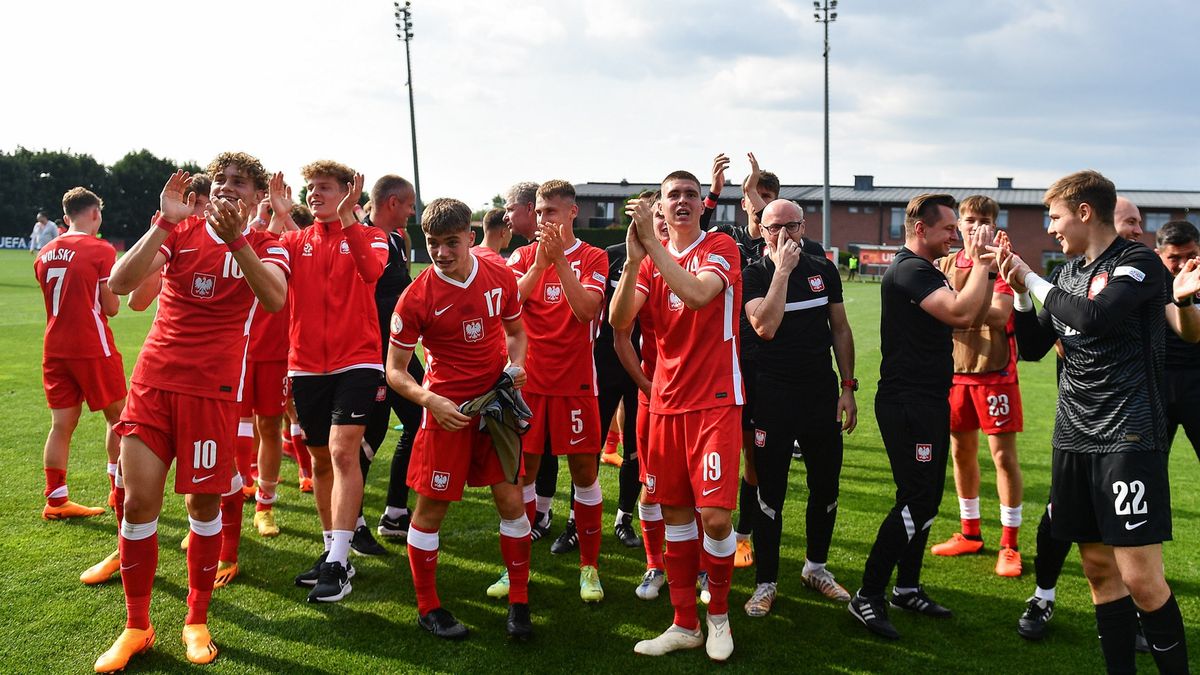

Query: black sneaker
<box><xmin>890</xmin><ymin>586</ymin><xmax>952</xmax><ymax>618</ymax></box>
<box><xmin>307</xmin><ymin>561</ymin><xmax>352</xmax><ymax>603</ymax></box>
<box><xmin>550</xmin><ymin>519</ymin><xmax>578</xmax><ymax>555</ymax></box>
<box><xmin>1017</xmin><ymin>596</ymin><xmax>1054</xmax><ymax>640</ymax></box>
<box><xmin>849</xmin><ymin>592</ymin><xmax>900</xmax><ymax>640</ymax></box>
<box><xmin>295</xmin><ymin>551</ymin><xmax>328</xmax><ymax>587</ymax></box>
<box><xmin>419</xmin><ymin>607</ymin><xmax>469</xmax><ymax>640</ymax></box>
<box><xmin>614</xmin><ymin>514</ymin><xmax>641</xmax><ymax>548</ymax></box>
<box><xmin>351</xmin><ymin>525</ymin><xmax>388</xmax><ymax>556</ymax></box>
<box><xmin>377</xmin><ymin>512</ymin><xmax>410</xmax><ymax>540</ymax></box>
<box><xmin>506</xmin><ymin>603</ymin><xmax>533</xmax><ymax>641</ymax></box>
<box><xmin>531</xmin><ymin>509</ymin><xmax>552</xmax><ymax>542</ymax></box>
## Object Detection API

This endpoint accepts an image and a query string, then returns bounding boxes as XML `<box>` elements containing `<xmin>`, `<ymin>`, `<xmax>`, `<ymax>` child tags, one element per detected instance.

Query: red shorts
<box><xmin>114</xmin><ymin>382</ymin><xmax>239</xmax><ymax>495</ymax></box>
<box><xmin>43</xmin><ymin>355</ymin><xmax>127</xmax><ymax>411</ymax></box>
<box><xmin>408</xmin><ymin>411</ymin><xmax>518</xmax><ymax>501</ymax></box>
<box><xmin>239</xmin><ymin>359</ymin><xmax>288</xmax><ymax>417</ymax></box>
<box><xmin>949</xmin><ymin>381</ymin><xmax>1023</xmax><ymax>434</ymax></box>
<box><xmin>636</xmin><ymin>396</ymin><xmax>650</xmax><ymax>484</ymax></box>
<box><xmin>522</xmin><ymin>392</ymin><xmax>601</xmax><ymax>456</ymax></box>
<box><xmin>643</xmin><ymin>406</ymin><xmax>741</xmax><ymax>510</ymax></box>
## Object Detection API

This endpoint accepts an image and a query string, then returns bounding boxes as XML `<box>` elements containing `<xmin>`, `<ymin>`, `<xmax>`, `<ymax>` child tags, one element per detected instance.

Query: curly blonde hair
<box><xmin>301</xmin><ymin>160</ymin><xmax>356</xmax><ymax>186</ymax></box>
<box><xmin>205</xmin><ymin>152</ymin><xmax>269</xmax><ymax>191</ymax></box>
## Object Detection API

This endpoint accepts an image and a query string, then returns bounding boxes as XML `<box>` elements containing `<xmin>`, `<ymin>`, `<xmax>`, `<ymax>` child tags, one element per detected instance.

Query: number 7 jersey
<box><xmin>33</xmin><ymin>232</ymin><xmax>119</xmax><ymax>359</ymax></box>
<box><xmin>390</xmin><ymin>254</ymin><xmax>522</xmax><ymax>403</ymax></box>
<box><xmin>132</xmin><ymin>219</ymin><xmax>291</xmax><ymax>402</ymax></box>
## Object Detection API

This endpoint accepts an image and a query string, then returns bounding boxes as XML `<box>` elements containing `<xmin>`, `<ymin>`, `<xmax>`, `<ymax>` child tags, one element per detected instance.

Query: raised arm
<box><xmin>1167</xmin><ymin>258</ymin><xmax>1200</xmax><ymax>343</ymax></box>
<box><xmin>919</xmin><ymin>226</ymin><xmax>996</xmax><ymax>328</ymax></box>
<box><xmin>207</xmin><ymin>197</ymin><xmax>288</xmax><ymax>312</ymax></box>
<box><xmin>110</xmin><ymin>171</ymin><xmax>194</xmax><ymax>294</ymax></box>
<box><xmin>543</xmin><ymin>225</ymin><xmax>603</xmax><ymax>322</ymax></box>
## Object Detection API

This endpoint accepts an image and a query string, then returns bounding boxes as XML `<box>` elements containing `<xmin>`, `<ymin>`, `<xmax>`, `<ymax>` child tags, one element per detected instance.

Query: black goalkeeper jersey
<box><xmin>1013</xmin><ymin>236</ymin><xmax>1168</xmax><ymax>454</ymax></box>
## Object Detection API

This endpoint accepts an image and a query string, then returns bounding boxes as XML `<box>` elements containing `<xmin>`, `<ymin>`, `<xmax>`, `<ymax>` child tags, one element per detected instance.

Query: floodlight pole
<box><xmin>814</xmin><ymin>1</ymin><xmax>837</xmax><ymax>250</ymax></box>
<box><xmin>395</xmin><ymin>1</ymin><xmax>423</xmax><ymax>225</ymax></box>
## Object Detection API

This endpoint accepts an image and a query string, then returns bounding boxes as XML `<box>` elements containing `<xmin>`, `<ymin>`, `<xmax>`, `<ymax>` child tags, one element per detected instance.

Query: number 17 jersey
<box><xmin>391</xmin><ymin>255</ymin><xmax>522</xmax><ymax>403</ymax></box>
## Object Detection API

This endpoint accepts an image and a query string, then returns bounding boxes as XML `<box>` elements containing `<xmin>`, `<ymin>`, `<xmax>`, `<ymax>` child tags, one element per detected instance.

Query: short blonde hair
<box><xmin>62</xmin><ymin>187</ymin><xmax>103</xmax><ymax>217</ymax></box>
<box><xmin>301</xmin><ymin>160</ymin><xmax>356</xmax><ymax>186</ymax></box>
<box><xmin>536</xmin><ymin>179</ymin><xmax>575</xmax><ymax>203</ymax></box>
<box><xmin>422</xmin><ymin>198</ymin><xmax>472</xmax><ymax>236</ymax></box>
<box><xmin>959</xmin><ymin>195</ymin><xmax>999</xmax><ymax>220</ymax></box>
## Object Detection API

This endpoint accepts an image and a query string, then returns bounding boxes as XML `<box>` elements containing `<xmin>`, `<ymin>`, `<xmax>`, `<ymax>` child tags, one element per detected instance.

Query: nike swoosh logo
<box><xmin>569</xmin><ymin>437</ymin><xmax>586</xmax><ymax>446</ymax></box>
<box><xmin>994</xmin><ymin>418</ymin><xmax>1009</xmax><ymax>426</ymax></box>
<box><xmin>434</xmin><ymin>305</ymin><xmax>453</xmax><ymax>316</ymax></box>
<box><xmin>350</xmin><ymin>412</ymin><xmax>366</xmax><ymax>419</ymax></box>
<box><xmin>701</xmin><ymin>486</ymin><xmax>720</xmax><ymax>496</ymax></box>
<box><xmin>120</xmin><ymin>563</ymin><xmax>138</xmax><ymax>571</ymax></box>
<box><xmin>585</xmin><ymin>528</ymin><xmax>600</xmax><ymax>536</ymax></box>
<box><xmin>1152</xmin><ymin>641</ymin><xmax>1180</xmax><ymax>652</ymax></box>
<box><xmin>203</xmin><ymin>564</ymin><xmax>218</xmax><ymax>572</ymax></box>
<box><xmin>1125</xmin><ymin>520</ymin><xmax>1148</xmax><ymax>530</ymax></box>
<box><xmin>192</xmin><ymin>474</ymin><xmax>214</xmax><ymax>483</ymax></box>
<box><xmin>425</xmin><ymin>555</ymin><xmax>438</xmax><ymax>562</ymax></box>
<box><xmin>511</xmin><ymin>560</ymin><xmax>528</xmax><ymax>567</ymax></box>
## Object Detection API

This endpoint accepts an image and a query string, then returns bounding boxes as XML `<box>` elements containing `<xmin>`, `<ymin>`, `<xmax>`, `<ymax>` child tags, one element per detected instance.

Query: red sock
<box><xmin>44</xmin><ymin>468</ymin><xmax>67</xmax><ymax>506</ymax></box>
<box><xmin>119</xmin><ymin>531</ymin><xmax>158</xmax><ymax>630</ymax></box>
<box><xmin>524</xmin><ymin>498</ymin><xmax>537</xmax><ymax>527</ymax></box>
<box><xmin>641</xmin><ymin>518</ymin><xmax>665</xmax><ymax>570</ymax></box>
<box><xmin>293</xmin><ymin>433</ymin><xmax>312</xmax><ymax>478</ymax></box>
<box><xmin>235</xmin><ymin>432</ymin><xmax>255</xmax><ymax>483</ymax></box>
<box><xmin>664</xmin><ymin>537</ymin><xmax>700</xmax><ymax>630</ymax></box>
<box><xmin>407</xmin><ymin>527</ymin><xmax>441</xmax><ymax>615</ymax></box>
<box><xmin>114</xmin><ymin>486</ymin><xmax>125</xmax><ymax>527</ymax></box>
<box><xmin>219</xmin><ymin>491</ymin><xmax>245</xmax><ymax>563</ymax></box>
<box><xmin>962</xmin><ymin>518</ymin><xmax>982</xmax><ymax>538</ymax></box>
<box><xmin>1001</xmin><ymin>525</ymin><xmax>1020</xmax><ymax>550</ymax></box>
<box><xmin>603</xmin><ymin>429</ymin><xmax>620</xmax><ymax>454</ymax></box>
<box><xmin>500</xmin><ymin>533</ymin><xmax>531</xmax><ymax>604</ymax></box>
<box><xmin>574</xmin><ymin>499</ymin><xmax>603</xmax><ymax>568</ymax></box>
<box><xmin>701</xmin><ymin>543</ymin><xmax>735</xmax><ymax>615</ymax></box>
<box><xmin>185</xmin><ymin>528</ymin><xmax>221</xmax><ymax>624</ymax></box>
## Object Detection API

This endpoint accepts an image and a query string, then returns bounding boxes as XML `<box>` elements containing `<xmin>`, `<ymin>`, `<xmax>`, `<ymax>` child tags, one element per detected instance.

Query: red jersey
<box><xmin>280</xmin><ymin>221</ymin><xmax>388</xmax><ymax>375</ymax></box>
<box><xmin>506</xmin><ymin>239</ymin><xmax>608</xmax><ymax>396</ymax></box>
<box><xmin>34</xmin><ymin>232</ymin><xmax>120</xmax><ymax>359</ymax></box>
<box><xmin>635</xmin><ymin>302</ymin><xmax>658</xmax><ymax>406</ymax></box>
<box><xmin>133</xmin><ymin>221</ymin><xmax>291</xmax><ymax>401</ymax></box>
<box><xmin>390</xmin><ymin>255</ymin><xmax>522</xmax><ymax>403</ymax></box>
<box><xmin>248</xmin><ymin>289</ymin><xmax>290</xmax><ymax>362</ymax></box>
<box><xmin>471</xmin><ymin>245</ymin><xmax>508</xmax><ymax>268</ymax></box>
<box><xmin>949</xmin><ymin>250</ymin><xmax>1019</xmax><ymax>386</ymax></box>
<box><xmin>635</xmin><ymin>230</ymin><xmax>743</xmax><ymax>414</ymax></box>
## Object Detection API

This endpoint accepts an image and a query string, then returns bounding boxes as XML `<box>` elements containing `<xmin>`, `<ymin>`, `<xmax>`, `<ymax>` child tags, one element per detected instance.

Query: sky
<box><xmin>3</xmin><ymin>0</ymin><xmax>1197</xmax><ymax>211</ymax></box>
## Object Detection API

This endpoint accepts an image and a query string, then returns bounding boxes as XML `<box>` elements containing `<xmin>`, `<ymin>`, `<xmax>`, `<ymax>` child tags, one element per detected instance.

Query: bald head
<box><xmin>1114</xmin><ymin>196</ymin><xmax>1143</xmax><ymax>240</ymax></box>
<box><xmin>762</xmin><ymin>199</ymin><xmax>803</xmax><ymax>224</ymax></box>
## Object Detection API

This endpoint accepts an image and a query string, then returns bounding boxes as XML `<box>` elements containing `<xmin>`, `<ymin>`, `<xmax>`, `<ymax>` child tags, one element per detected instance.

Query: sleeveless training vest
<box><xmin>937</xmin><ymin>254</ymin><xmax>1009</xmax><ymax>374</ymax></box>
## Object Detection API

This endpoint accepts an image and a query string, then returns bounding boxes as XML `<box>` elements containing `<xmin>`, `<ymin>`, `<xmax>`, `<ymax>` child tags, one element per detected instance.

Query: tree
<box><xmin>106</xmin><ymin>150</ymin><xmax>184</xmax><ymax>239</ymax></box>
<box><xmin>492</xmin><ymin>194</ymin><xmax>504</xmax><ymax>208</ymax></box>
<box><xmin>0</xmin><ymin>147</ymin><xmax>111</xmax><ymax>233</ymax></box>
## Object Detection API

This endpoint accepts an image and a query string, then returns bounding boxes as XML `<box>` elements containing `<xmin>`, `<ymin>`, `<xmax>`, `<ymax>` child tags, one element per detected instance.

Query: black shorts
<box><xmin>741</xmin><ymin>356</ymin><xmax>758</xmax><ymax>431</ymax></box>
<box><xmin>1050</xmin><ymin>449</ymin><xmax>1172</xmax><ymax>546</ymax></box>
<box><xmin>291</xmin><ymin>368</ymin><xmax>385</xmax><ymax>447</ymax></box>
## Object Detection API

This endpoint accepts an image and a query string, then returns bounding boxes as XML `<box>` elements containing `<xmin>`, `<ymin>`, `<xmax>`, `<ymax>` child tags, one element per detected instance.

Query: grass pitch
<box><xmin>0</xmin><ymin>249</ymin><xmax>1196</xmax><ymax>673</ymax></box>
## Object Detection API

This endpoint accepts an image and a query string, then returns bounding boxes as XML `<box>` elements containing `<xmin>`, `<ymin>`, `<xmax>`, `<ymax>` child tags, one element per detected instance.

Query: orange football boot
<box><xmin>94</xmin><ymin>626</ymin><xmax>155</xmax><ymax>673</ymax></box>
<box><xmin>931</xmin><ymin>532</ymin><xmax>984</xmax><ymax>556</ymax></box>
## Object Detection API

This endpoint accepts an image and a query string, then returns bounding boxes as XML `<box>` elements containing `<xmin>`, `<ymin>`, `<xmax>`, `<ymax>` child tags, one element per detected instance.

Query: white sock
<box><xmin>802</xmin><ymin>559</ymin><xmax>826</xmax><ymax>576</ymax></box>
<box><xmin>328</xmin><ymin>529</ymin><xmax>353</xmax><ymax>565</ymax></box>
<box><xmin>535</xmin><ymin>495</ymin><xmax>552</xmax><ymax>514</ymax></box>
<box><xmin>290</xmin><ymin>423</ymin><xmax>303</xmax><ymax>437</ymax></box>
<box><xmin>1000</xmin><ymin>503</ymin><xmax>1023</xmax><ymax>527</ymax></box>
<box><xmin>322</xmin><ymin>530</ymin><xmax>333</xmax><ymax>552</ymax></box>
<box><xmin>959</xmin><ymin>496</ymin><xmax>980</xmax><ymax>520</ymax></box>
<box><xmin>614</xmin><ymin>509</ymin><xmax>628</xmax><ymax>527</ymax></box>
<box><xmin>106</xmin><ymin>462</ymin><xmax>118</xmax><ymax>477</ymax></box>
<box><xmin>638</xmin><ymin>502</ymin><xmax>662</xmax><ymax>522</ymax></box>
<box><xmin>1035</xmin><ymin>586</ymin><xmax>1056</xmax><ymax>602</ymax></box>
<box><xmin>893</xmin><ymin>586</ymin><xmax>919</xmax><ymax>596</ymax></box>
<box><xmin>356</xmin><ymin>515</ymin><xmax>367</xmax><ymax>529</ymax></box>
<box><xmin>385</xmin><ymin>505</ymin><xmax>408</xmax><ymax>519</ymax></box>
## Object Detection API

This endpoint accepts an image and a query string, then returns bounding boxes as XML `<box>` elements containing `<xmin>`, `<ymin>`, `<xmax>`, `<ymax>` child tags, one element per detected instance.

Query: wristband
<box><xmin>226</xmin><ymin>235</ymin><xmax>249</xmax><ymax>252</ymax></box>
<box><xmin>251</xmin><ymin>217</ymin><xmax>268</xmax><ymax>229</ymax></box>
<box><xmin>704</xmin><ymin>194</ymin><xmax>719</xmax><ymax>210</ymax></box>
<box><xmin>1024</xmin><ymin>271</ymin><xmax>1054</xmax><ymax>304</ymax></box>
<box><xmin>1174</xmin><ymin>294</ymin><xmax>1195</xmax><ymax>308</ymax></box>
<box><xmin>841</xmin><ymin>378</ymin><xmax>859</xmax><ymax>392</ymax></box>
<box><xmin>154</xmin><ymin>215</ymin><xmax>178</xmax><ymax>232</ymax></box>
<box><xmin>1013</xmin><ymin>291</ymin><xmax>1034</xmax><ymax>313</ymax></box>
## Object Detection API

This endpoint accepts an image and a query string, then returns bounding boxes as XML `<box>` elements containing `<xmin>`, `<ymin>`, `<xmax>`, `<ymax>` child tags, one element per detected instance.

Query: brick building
<box><xmin>574</xmin><ymin>177</ymin><xmax>1200</xmax><ymax>272</ymax></box>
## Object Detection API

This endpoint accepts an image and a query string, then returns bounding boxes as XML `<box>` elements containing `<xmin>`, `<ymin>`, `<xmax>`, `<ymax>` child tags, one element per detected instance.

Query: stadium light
<box><xmin>814</xmin><ymin>0</ymin><xmax>838</xmax><ymax>251</ymax></box>
<box><xmin>393</xmin><ymin>1</ymin><xmax>423</xmax><ymax>225</ymax></box>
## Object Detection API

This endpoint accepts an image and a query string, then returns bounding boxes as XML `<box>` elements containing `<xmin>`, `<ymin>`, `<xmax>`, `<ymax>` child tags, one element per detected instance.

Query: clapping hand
<box><xmin>336</xmin><ymin>173</ymin><xmax>365</xmax><ymax>226</ymax></box>
<box><xmin>159</xmin><ymin>170</ymin><xmax>196</xmax><ymax>223</ymax></box>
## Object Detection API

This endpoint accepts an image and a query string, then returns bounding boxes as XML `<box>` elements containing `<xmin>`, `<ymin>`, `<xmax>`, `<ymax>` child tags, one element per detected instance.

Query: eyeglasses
<box><xmin>762</xmin><ymin>221</ymin><xmax>804</xmax><ymax>234</ymax></box>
